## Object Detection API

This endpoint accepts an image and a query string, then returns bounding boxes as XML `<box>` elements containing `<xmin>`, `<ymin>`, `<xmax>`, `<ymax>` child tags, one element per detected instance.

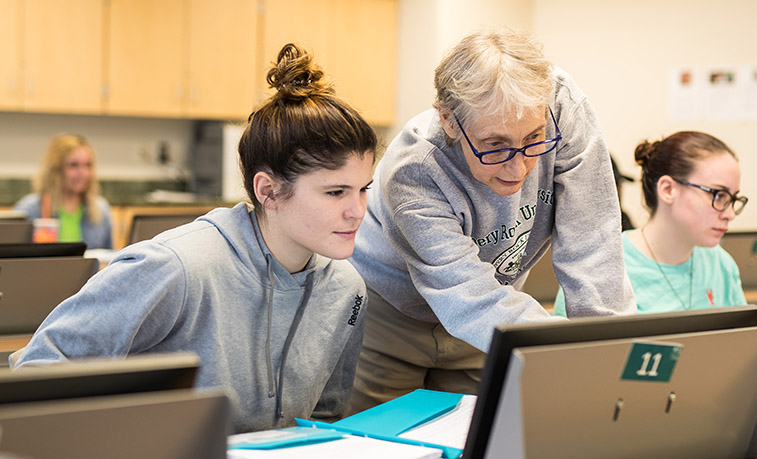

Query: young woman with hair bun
<box><xmin>14</xmin><ymin>43</ymin><xmax>378</xmax><ymax>433</ymax></box>
<box><xmin>556</xmin><ymin>131</ymin><xmax>748</xmax><ymax>315</ymax></box>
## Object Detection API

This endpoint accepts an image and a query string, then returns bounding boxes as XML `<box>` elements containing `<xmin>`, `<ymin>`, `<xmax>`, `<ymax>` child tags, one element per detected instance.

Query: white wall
<box><xmin>395</xmin><ymin>0</ymin><xmax>757</xmax><ymax>230</ymax></box>
<box><xmin>532</xmin><ymin>0</ymin><xmax>757</xmax><ymax>230</ymax></box>
<box><xmin>391</xmin><ymin>0</ymin><xmax>533</xmax><ymax>139</ymax></box>
<box><xmin>0</xmin><ymin>112</ymin><xmax>193</xmax><ymax>181</ymax></box>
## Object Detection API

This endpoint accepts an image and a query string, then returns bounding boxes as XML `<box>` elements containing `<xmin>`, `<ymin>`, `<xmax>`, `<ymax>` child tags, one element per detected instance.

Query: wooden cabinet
<box><xmin>106</xmin><ymin>0</ymin><xmax>184</xmax><ymax>117</ymax></box>
<box><xmin>0</xmin><ymin>0</ymin><xmax>396</xmax><ymax>124</ymax></box>
<box><xmin>263</xmin><ymin>0</ymin><xmax>397</xmax><ymax>126</ymax></box>
<box><xmin>0</xmin><ymin>0</ymin><xmax>22</xmax><ymax>109</ymax></box>
<box><xmin>0</xmin><ymin>0</ymin><xmax>103</xmax><ymax>113</ymax></box>
<box><xmin>106</xmin><ymin>0</ymin><xmax>259</xmax><ymax>119</ymax></box>
<box><xmin>186</xmin><ymin>0</ymin><xmax>259</xmax><ymax>119</ymax></box>
<box><xmin>24</xmin><ymin>0</ymin><xmax>104</xmax><ymax>113</ymax></box>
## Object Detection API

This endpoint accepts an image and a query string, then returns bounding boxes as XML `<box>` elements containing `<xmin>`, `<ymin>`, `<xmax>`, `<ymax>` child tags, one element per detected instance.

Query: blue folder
<box><xmin>296</xmin><ymin>389</ymin><xmax>465</xmax><ymax>458</ymax></box>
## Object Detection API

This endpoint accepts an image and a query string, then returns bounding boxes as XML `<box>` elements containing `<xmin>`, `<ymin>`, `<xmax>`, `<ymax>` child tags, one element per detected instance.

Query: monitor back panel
<box><xmin>128</xmin><ymin>214</ymin><xmax>202</xmax><ymax>245</ymax></box>
<box><xmin>486</xmin><ymin>327</ymin><xmax>757</xmax><ymax>459</ymax></box>
<box><xmin>0</xmin><ymin>221</ymin><xmax>33</xmax><ymax>244</ymax></box>
<box><xmin>720</xmin><ymin>231</ymin><xmax>757</xmax><ymax>290</ymax></box>
<box><xmin>0</xmin><ymin>389</ymin><xmax>230</xmax><ymax>459</ymax></box>
<box><xmin>0</xmin><ymin>257</ymin><xmax>98</xmax><ymax>335</ymax></box>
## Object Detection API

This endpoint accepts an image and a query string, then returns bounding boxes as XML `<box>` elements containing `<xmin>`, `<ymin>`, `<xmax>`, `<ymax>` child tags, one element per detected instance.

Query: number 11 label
<box><xmin>621</xmin><ymin>342</ymin><xmax>682</xmax><ymax>382</ymax></box>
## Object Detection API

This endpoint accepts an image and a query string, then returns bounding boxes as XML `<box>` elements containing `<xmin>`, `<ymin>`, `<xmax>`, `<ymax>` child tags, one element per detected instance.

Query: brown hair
<box><xmin>634</xmin><ymin>131</ymin><xmax>736</xmax><ymax>215</ymax></box>
<box><xmin>34</xmin><ymin>133</ymin><xmax>102</xmax><ymax>223</ymax></box>
<box><xmin>238</xmin><ymin>43</ymin><xmax>377</xmax><ymax>213</ymax></box>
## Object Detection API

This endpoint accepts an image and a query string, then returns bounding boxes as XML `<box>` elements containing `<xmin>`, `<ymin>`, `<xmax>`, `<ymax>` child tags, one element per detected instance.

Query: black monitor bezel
<box><xmin>0</xmin><ymin>353</ymin><xmax>200</xmax><ymax>405</ymax></box>
<box><xmin>0</xmin><ymin>242</ymin><xmax>87</xmax><ymax>258</ymax></box>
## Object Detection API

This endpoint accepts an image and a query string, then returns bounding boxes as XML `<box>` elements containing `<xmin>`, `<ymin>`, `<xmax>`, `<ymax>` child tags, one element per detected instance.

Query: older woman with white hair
<box><xmin>348</xmin><ymin>28</ymin><xmax>635</xmax><ymax>412</ymax></box>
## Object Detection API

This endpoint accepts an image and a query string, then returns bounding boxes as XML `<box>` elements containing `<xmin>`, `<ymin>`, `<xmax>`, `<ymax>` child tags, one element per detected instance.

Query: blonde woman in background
<box><xmin>14</xmin><ymin>133</ymin><xmax>112</xmax><ymax>249</ymax></box>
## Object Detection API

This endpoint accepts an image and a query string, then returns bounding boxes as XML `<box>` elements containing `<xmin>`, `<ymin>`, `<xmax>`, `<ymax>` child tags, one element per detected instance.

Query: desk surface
<box><xmin>0</xmin><ymin>335</ymin><xmax>31</xmax><ymax>353</ymax></box>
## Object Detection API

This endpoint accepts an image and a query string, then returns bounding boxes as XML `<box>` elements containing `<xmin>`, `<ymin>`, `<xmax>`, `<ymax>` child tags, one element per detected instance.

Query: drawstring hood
<box><xmin>261</xmin><ymin>238</ymin><xmax>317</xmax><ymax>419</ymax></box>
<box><xmin>264</xmin><ymin>256</ymin><xmax>277</xmax><ymax>398</ymax></box>
<box><xmin>271</xmin><ymin>269</ymin><xmax>315</xmax><ymax>418</ymax></box>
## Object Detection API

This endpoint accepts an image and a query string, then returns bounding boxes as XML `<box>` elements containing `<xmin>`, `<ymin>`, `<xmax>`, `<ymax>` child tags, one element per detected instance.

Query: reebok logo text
<box><xmin>347</xmin><ymin>295</ymin><xmax>364</xmax><ymax>326</ymax></box>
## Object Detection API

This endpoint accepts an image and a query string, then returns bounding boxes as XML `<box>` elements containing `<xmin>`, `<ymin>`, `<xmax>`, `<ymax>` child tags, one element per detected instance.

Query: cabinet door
<box><xmin>329</xmin><ymin>0</ymin><xmax>396</xmax><ymax>126</ymax></box>
<box><xmin>186</xmin><ymin>0</ymin><xmax>259</xmax><ymax>120</ymax></box>
<box><xmin>0</xmin><ymin>0</ymin><xmax>21</xmax><ymax>109</ymax></box>
<box><xmin>23</xmin><ymin>0</ymin><xmax>104</xmax><ymax>113</ymax></box>
<box><xmin>262</xmin><ymin>0</ymin><xmax>333</xmax><ymax>99</ymax></box>
<box><xmin>107</xmin><ymin>0</ymin><xmax>183</xmax><ymax>117</ymax></box>
<box><xmin>263</xmin><ymin>0</ymin><xmax>397</xmax><ymax>126</ymax></box>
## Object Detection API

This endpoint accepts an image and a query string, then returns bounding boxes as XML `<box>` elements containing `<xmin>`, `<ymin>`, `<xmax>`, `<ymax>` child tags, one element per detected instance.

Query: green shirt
<box><xmin>554</xmin><ymin>231</ymin><xmax>747</xmax><ymax>316</ymax></box>
<box><xmin>57</xmin><ymin>205</ymin><xmax>84</xmax><ymax>243</ymax></box>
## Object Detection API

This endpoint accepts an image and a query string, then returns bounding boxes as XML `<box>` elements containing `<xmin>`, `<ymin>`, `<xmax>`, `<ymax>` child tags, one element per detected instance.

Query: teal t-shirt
<box><xmin>554</xmin><ymin>231</ymin><xmax>747</xmax><ymax>316</ymax></box>
<box><xmin>57</xmin><ymin>205</ymin><xmax>84</xmax><ymax>243</ymax></box>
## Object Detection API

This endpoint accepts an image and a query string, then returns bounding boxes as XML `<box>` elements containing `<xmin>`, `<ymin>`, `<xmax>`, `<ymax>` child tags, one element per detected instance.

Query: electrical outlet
<box><xmin>158</xmin><ymin>141</ymin><xmax>170</xmax><ymax>164</ymax></box>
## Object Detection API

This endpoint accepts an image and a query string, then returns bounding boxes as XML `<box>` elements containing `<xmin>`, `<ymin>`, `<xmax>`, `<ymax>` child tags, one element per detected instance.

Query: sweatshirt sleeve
<box><xmin>549</xmin><ymin>78</ymin><xmax>636</xmax><ymax>318</ymax></box>
<box><xmin>384</xmin><ymin>197</ymin><xmax>562</xmax><ymax>352</ymax></box>
<box><xmin>13</xmin><ymin>242</ymin><xmax>188</xmax><ymax>366</ymax></box>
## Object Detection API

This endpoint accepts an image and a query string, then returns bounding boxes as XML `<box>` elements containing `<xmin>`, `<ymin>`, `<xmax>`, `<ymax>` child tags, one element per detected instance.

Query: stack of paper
<box><xmin>228</xmin><ymin>431</ymin><xmax>442</xmax><ymax>458</ymax></box>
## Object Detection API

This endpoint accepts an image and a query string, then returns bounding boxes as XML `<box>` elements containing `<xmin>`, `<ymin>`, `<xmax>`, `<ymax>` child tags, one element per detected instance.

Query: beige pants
<box><xmin>348</xmin><ymin>288</ymin><xmax>486</xmax><ymax>414</ymax></box>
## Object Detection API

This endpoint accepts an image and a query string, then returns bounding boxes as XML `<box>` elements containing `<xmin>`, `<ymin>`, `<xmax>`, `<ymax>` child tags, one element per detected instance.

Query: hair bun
<box><xmin>266</xmin><ymin>43</ymin><xmax>332</xmax><ymax>99</ymax></box>
<box><xmin>633</xmin><ymin>140</ymin><xmax>658</xmax><ymax>168</ymax></box>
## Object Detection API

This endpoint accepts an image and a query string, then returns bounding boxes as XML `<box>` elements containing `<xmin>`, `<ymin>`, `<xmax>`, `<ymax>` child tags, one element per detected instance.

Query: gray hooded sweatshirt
<box><xmin>350</xmin><ymin>68</ymin><xmax>635</xmax><ymax>352</ymax></box>
<box><xmin>14</xmin><ymin>203</ymin><xmax>368</xmax><ymax>433</ymax></box>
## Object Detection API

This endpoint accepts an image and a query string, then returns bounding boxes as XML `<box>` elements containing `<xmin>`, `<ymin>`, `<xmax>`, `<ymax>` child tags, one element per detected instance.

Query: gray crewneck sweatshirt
<box><xmin>350</xmin><ymin>68</ymin><xmax>635</xmax><ymax>352</ymax></box>
<box><xmin>14</xmin><ymin>203</ymin><xmax>367</xmax><ymax>433</ymax></box>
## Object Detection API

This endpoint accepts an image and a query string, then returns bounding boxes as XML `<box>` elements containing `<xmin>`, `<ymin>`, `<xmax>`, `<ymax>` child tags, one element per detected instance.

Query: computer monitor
<box><xmin>0</xmin><ymin>256</ymin><xmax>98</xmax><ymax>335</ymax></box>
<box><xmin>720</xmin><ymin>231</ymin><xmax>757</xmax><ymax>290</ymax></box>
<box><xmin>463</xmin><ymin>306</ymin><xmax>757</xmax><ymax>459</ymax></box>
<box><xmin>0</xmin><ymin>353</ymin><xmax>230</xmax><ymax>459</ymax></box>
<box><xmin>128</xmin><ymin>213</ymin><xmax>202</xmax><ymax>245</ymax></box>
<box><xmin>0</xmin><ymin>241</ymin><xmax>87</xmax><ymax>258</ymax></box>
<box><xmin>0</xmin><ymin>352</ymin><xmax>200</xmax><ymax>404</ymax></box>
<box><xmin>0</xmin><ymin>220</ymin><xmax>33</xmax><ymax>243</ymax></box>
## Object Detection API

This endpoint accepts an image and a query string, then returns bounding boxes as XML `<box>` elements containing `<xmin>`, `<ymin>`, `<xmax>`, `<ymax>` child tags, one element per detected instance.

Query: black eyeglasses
<box><xmin>454</xmin><ymin>108</ymin><xmax>562</xmax><ymax>165</ymax></box>
<box><xmin>673</xmin><ymin>178</ymin><xmax>748</xmax><ymax>215</ymax></box>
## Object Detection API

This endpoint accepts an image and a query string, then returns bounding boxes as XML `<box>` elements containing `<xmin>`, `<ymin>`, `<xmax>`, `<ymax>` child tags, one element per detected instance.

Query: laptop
<box><xmin>0</xmin><ymin>242</ymin><xmax>87</xmax><ymax>258</ymax></box>
<box><xmin>720</xmin><ymin>231</ymin><xmax>757</xmax><ymax>290</ymax></box>
<box><xmin>128</xmin><ymin>213</ymin><xmax>202</xmax><ymax>245</ymax></box>
<box><xmin>0</xmin><ymin>353</ymin><xmax>230</xmax><ymax>459</ymax></box>
<box><xmin>0</xmin><ymin>256</ymin><xmax>98</xmax><ymax>335</ymax></box>
<box><xmin>0</xmin><ymin>220</ymin><xmax>33</xmax><ymax>243</ymax></box>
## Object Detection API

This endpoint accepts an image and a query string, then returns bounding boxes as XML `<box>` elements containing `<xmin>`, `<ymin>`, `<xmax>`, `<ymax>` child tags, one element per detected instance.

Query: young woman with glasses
<box><xmin>347</xmin><ymin>28</ymin><xmax>635</xmax><ymax>413</ymax></box>
<box><xmin>555</xmin><ymin>131</ymin><xmax>748</xmax><ymax>315</ymax></box>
